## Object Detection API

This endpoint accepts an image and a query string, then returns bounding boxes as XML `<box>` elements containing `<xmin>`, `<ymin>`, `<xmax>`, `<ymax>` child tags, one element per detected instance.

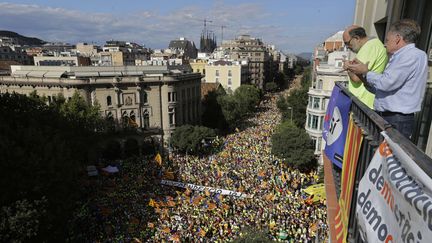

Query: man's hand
<box><xmin>345</xmin><ymin>58</ymin><xmax>369</xmax><ymax>75</ymax></box>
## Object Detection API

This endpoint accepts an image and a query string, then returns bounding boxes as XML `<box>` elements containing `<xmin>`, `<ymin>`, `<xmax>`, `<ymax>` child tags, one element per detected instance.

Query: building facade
<box><xmin>205</xmin><ymin>60</ymin><xmax>248</xmax><ymax>92</ymax></box>
<box><xmin>0</xmin><ymin>65</ymin><xmax>201</xmax><ymax>144</ymax></box>
<box><xmin>306</xmin><ymin>33</ymin><xmax>350</xmax><ymax>156</ymax></box>
<box><xmin>220</xmin><ymin>35</ymin><xmax>270</xmax><ymax>89</ymax></box>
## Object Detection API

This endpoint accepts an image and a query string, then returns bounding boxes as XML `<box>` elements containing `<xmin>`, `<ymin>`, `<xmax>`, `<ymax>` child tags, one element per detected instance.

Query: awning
<box><xmin>27</xmin><ymin>71</ymin><xmax>48</xmax><ymax>77</ymax></box>
<box><xmin>12</xmin><ymin>70</ymin><xmax>30</xmax><ymax>77</ymax></box>
<box><xmin>43</xmin><ymin>71</ymin><xmax>66</xmax><ymax>78</ymax></box>
<box><xmin>74</xmin><ymin>71</ymin><xmax>100</xmax><ymax>77</ymax></box>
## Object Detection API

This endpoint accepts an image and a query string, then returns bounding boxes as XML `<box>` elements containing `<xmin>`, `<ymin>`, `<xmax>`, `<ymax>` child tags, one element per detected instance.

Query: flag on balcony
<box><xmin>334</xmin><ymin>114</ymin><xmax>363</xmax><ymax>243</ymax></box>
<box><xmin>323</xmin><ymin>86</ymin><xmax>352</xmax><ymax>169</ymax></box>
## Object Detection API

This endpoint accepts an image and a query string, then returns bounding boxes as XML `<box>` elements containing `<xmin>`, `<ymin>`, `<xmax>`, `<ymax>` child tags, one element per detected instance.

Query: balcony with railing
<box><xmin>324</xmin><ymin>82</ymin><xmax>432</xmax><ymax>242</ymax></box>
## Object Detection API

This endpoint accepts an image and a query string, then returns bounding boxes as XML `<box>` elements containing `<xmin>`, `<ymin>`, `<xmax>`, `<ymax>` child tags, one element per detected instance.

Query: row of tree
<box><xmin>171</xmin><ymin>85</ymin><xmax>262</xmax><ymax>154</ymax></box>
<box><xmin>271</xmin><ymin>67</ymin><xmax>318</xmax><ymax>171</ymax></box>
<box><xmin>0</xmin><ymin>91</ymin><xmax>105</xmax><ymax>242</ymax></box>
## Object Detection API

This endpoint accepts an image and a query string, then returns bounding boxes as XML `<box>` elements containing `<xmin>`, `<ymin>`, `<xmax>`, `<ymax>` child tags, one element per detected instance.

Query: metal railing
<box><xmin>332</xmin><ymin>82</ymin><xmax>432</xmax><ymax>242</ymax></box>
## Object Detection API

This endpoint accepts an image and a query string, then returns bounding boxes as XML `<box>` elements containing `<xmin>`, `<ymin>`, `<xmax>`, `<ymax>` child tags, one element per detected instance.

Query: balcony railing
<box><xmin>326</xmin><ymin>82</ymin><xmax>432</xmax><ymax>242</ymax></box>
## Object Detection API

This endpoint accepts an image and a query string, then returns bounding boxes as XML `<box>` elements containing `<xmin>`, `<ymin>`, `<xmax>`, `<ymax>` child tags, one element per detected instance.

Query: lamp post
<box><xmin>287</xmin><ymin>107</ymin><xmax>293</xmax><ymax>123</ymax></box>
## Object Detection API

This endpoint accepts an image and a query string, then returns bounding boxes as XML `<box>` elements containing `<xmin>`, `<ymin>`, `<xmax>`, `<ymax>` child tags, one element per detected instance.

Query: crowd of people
<box><xmin>149</xmin><ymin>94</ymin><xmax>327</xmax><ymax>242</ymax></box>
<box><xmin>76</xmin><ymin>91</ymin><xmax>328</xmax><ymax>242</ymax></box>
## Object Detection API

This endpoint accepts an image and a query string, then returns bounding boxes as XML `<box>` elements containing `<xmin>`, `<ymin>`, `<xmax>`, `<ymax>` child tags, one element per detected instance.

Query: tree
<box><xmin>271</xmin><ymin>121</ymin><xmax>317</xmax><ymax>171</ymax></box>
<box><xmin>201</xmin><ymin>88</ymin><xmax>228</xmax><ymax>131</ymax></box>
<box><xmin>277</xmin><ymin>88</ymin><xmax>308</xmax><ymax>128</ymax></box>
<box><xmin>170</xmin><ymin>125</ymin><xmax>216</xmax><ymax>154</ymax></box>
<box><xmin>217</xmin><ymin>85</ymin><xmax>262</xmax><ymax>128</ymax></box>
<box><xmin>265</xmin><ymin>82</ymin><xmax>278</xmax><ymax>92</ymax></box>
<box><xmin>0</xmin><ymin>92</ymin><xmax>105</xmax><ymax>241</ymax></box>
<box><xmin>232</xmin><ymin>227</ymin><xmax>273</xmax><ymax>242</ymax></box>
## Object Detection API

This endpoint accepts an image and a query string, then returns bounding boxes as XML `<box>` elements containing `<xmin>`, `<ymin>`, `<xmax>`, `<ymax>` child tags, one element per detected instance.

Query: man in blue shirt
<box><xmin>345</xmin><ymin>19</ymin><xmax>428</xmax><ymax>139</ymax></box>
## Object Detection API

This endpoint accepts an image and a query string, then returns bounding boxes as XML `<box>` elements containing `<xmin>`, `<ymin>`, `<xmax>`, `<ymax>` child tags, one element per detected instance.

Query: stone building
<box><xmin>0</xmin><ymin>65</ymin><xmax>201</xmax><ymax>145</ymax></box>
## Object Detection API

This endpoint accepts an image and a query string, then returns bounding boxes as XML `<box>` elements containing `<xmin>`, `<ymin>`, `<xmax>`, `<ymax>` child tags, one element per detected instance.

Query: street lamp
<box><xmin>287</xmin><ymin>107</ymin><xmax>293</xmax><ymax>123</ymax></box>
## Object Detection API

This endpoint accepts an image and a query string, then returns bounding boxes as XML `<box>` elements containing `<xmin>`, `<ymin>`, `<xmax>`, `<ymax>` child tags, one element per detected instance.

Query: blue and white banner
<box><xmin>323</xmin><ymin>86</ymin><xmax>352</xmax><ymax>168</ymax></box>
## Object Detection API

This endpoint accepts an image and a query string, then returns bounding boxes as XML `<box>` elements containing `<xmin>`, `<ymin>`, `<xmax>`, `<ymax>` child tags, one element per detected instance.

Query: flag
<box><xmin>265</xmin><ymin>193</ymin><xmax>274</xmax><ymax>201</ymax></box>
<box><xmin>163</xmin><ymin>171</ymin><xmax>175</xmax><ymax>180</ymax></box>
<box><xmin>162</xmin><ymin>226</ymin><xmax>170</xmax><ymax>233</ymax></box>
<box><xmin>207</xmin><ymin>202</ymin><xmax>217</xmax><ymax>210</ymax></box>
<box><xmin>199</xmin><ymin>228</ymin><xmax>206</xmax><ymax>237</ymax></box>
<box><xmin>323</xmin><ymin>86</ymin><xmax>352</xmax><ymax>168</ymax></box>
<box><xmin>193</xmin><ymin>195</ymin><xmax>203</xmax><ymax>205</ymax></box>
<box><xmin>147</xmin><ymin>222</ymin><xmax>155</xmax><ymax>228</ymax></box>
<box><xmin>185</xmin><ymin>187</ymin><xmax>191</xmax><ymax>196</ymax></box>
<box><xmin>204</xmin><ymin>189</ymin><xmax>211</xmax><ymax>197</ymax></box>
<box><xmin>148</xmin><ymin>199</ymin><xmax>156</xmax><ymax>207</ymax></box>
<box><xmin>335</xmin><ymin>114</ymin><xmax>363</xmax><ymax>243</ymax></box>
<box><xmin>154</xmin><ymin>153</ymin><xmax>162</xmax><ymax>166</ymax></box>
<box><xmin>222</xmin><ymin>204</ymin><xmax>230</xmax><ymax>211</ymax></box>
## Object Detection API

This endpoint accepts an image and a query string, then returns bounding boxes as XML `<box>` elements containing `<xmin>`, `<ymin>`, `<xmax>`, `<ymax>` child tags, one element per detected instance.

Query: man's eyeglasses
<box><xmin>344</xmin><ymin>37</ymin><xmax>353</xmax><ymax>46</ymax></box>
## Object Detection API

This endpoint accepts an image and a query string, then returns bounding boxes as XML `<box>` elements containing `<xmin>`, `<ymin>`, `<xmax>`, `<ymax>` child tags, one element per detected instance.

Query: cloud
<box><xmin>0</xmin><ymin>2</ymin><xmax>349</xmax><ymax>52</ymax></box>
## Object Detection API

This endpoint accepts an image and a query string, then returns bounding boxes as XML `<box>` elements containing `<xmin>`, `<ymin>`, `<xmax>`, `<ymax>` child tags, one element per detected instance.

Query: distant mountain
<box><xmin>296</xmin><ymin>52</ymin><xmax>313</xmax><ymax>61</ymax></box>
<box><xmin>0</xmin><ymin>30</ymin><xmax>46</xmax><ymax>46</ymax></box>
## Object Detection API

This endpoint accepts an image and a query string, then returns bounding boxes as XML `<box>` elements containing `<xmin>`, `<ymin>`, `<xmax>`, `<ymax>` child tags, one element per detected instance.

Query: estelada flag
<box><xmin>207</xmin><ymin>202</ymin><xmax>217</xmax><ymax>210</ymax></box>
<box><xmin>154</xmin><ymin>153</ymin><xmax>162</xmax><ymax>166</ymax></box>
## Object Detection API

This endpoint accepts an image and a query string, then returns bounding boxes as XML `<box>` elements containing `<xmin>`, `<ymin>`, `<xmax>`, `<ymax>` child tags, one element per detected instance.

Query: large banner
<box><xmin>323</xmin><ymin>86</ymin><xmax>352</xmax><ymax>168</ymax></box>
<box><xmin>356</xmin><ymin>132</ymin><xmax>432</xmax><ymax>242</ymax></box>
<box><xmin>334</xmin><ymin>114</ymin><xmax>364</xmax><ymax>243</ymax></box>
<box><xmin>161</xmin><ymin>179</ymin><xmax>250</xmax><ymax>199</ymax></box>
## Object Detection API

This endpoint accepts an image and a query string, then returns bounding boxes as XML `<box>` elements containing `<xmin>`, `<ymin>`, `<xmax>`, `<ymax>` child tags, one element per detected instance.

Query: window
<box><xmin>320</xmin><ymin>116</ymin><xmax>324</xmax><ymax>130</ymax></box>
<box><xmin>197</xmin><ymin>69</ymin><xmax>200</xmax><ymax>73</ymax></box>
<box><xmin>142</xmin><ymin>92</ymin><xmax>148</xmax><ymax>103</ymax></box>
<box><xmin>130</xmin><ymin>111</ymin><xmax>136</xmax><ymax>122</ymax></box>
<box><xmin>107</xmin><ymin>96</ymin><xmax>112</xmax><ymax>106</ymax></box>
<box><xmin>143</xmin><ymin>110</ymin><xmax>149</xmax><ymax>129</ymax></box>
<box><xmin>182</xmin><ymin>104</ymin><xmax>186</xmax><ymax>124</ymax></box>
<box><xmin>215</xmin><ymin>77</ymin><xmax>219</xmax><ymax>83</ymax></box>
<box><xmin>122</xmin><ymin>111</ymin><xmax>129</xmax><ymax>125</ymax></box>
<box><xmin>308</xmin><ymin>96</ymin><xmax>313</xmax><ymax>108</ymax></box>
<box><xmin>168</xmin><ymin>92</ymin><xmax>176</xmax><ymax>102</ymax></box>
<box><xmin>203</xmin><ymin>69</ymin><xmax>206</xmax><ymax>75</ymax></box>
<box><xmin>308</xmin><ymin>114</ymin><xmax>319</xmax><ymax>130</ymax></box>
<box><xmin>312</xmin><ymin>115</ymin><xmax>319</xmax><ymax>130</ymax></box>
<box><xmin>317</xmin><ymin>79</ymin><xmax>323</xmax><ymax>90</ymax></box>
<box><xmin>215</xmin><ymin>70</ymin><xmax>219</xmax><ymax>76</ymax></box>
<box><xmin>313</xmin><ymin>97</ymin><xmax>320</xmax><ymax>109</ymax></box>
<box><xmin>228</xmin><ymin>70</ymin><xmax>232</xmax><ymax>77</ymax></box>
<box><xmin>169</xmin><ymin>107</ymin><xmax>176</xmax><ymax>125</ymax></box>
<box><xmin>228</xmin><ymin>78</ymin><xmax>232</xmax><ymax>86</ymax></box>
<box><xmin>187</xmin><ymin>88</ymin><xmax>191</xmax><ymax>98</ymax></box>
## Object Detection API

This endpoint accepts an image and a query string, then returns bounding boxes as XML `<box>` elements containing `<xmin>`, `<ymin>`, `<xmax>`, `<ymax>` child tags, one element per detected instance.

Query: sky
<box><xmin>0</xmin><ymin>0</ymin><xmax>356</xmax><ymax>54</ymax></box>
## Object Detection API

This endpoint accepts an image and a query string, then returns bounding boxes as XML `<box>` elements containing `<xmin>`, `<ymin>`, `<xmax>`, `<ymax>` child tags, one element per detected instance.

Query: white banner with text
<box><xmin>160</xmin><ymin>179</ymin><xmax>250</xmax><ymax>199</ymax></box>
<box><xmin>356</xmin><ymin>132</ymin><xmax>432</xmax><ymax>242</ymax></box>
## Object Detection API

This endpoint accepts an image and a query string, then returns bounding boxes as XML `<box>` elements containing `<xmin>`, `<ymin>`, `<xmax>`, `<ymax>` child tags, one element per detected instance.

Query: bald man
<box><xmin>343</xmin><ymin>25</ymin><xmax>388</xmax><ymax>109</ymax></box>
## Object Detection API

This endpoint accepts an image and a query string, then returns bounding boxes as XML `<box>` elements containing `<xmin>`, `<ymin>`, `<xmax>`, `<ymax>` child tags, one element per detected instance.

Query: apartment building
<box><xmin>205</xmin><ymin>60</ymin><xmax>248</xmax><ymax>92</ymax></box>
<box><xmin>220</xmin><ymin>35</ymin><xmax>270</xmax><ymax>89</ymax></box>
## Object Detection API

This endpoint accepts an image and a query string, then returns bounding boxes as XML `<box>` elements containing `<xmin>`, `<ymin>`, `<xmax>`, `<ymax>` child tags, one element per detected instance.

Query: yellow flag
<box><xmin>148</xmin><ymin>199</ymin><xmax>155</xmax><ymax>207</ymax></box>
<box><xmin>163</xmin><ymin>171</ymin><xmax>175</xmax><ymax>180</ymax></box>
<box><xmin>162</xmin><ymin>226</ymin><xmax>170</xmax><ymax>233</ymax></box>
<box><xmin>207</xmin><ymin>202</ymin><xmax>217</xmax><ymax>210</ymax></box>
<box><xmin>200</xmin><ymin>228</ymin><xmax>206</xmax><ymax>237</ymax></box>
<box><xmin>204</xmin><ymin>189</ymin><xmax>211</xmax><ymax>197</ymax></box>
<box><xmin>154</xmin><ymin>153</ymin><xmax>162</xmax><ymax>166</ymax></box>
<box><xmin>147</xmin><ymin>222</ymin><xmax>155</xmax><ymax>228</ymax></box>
